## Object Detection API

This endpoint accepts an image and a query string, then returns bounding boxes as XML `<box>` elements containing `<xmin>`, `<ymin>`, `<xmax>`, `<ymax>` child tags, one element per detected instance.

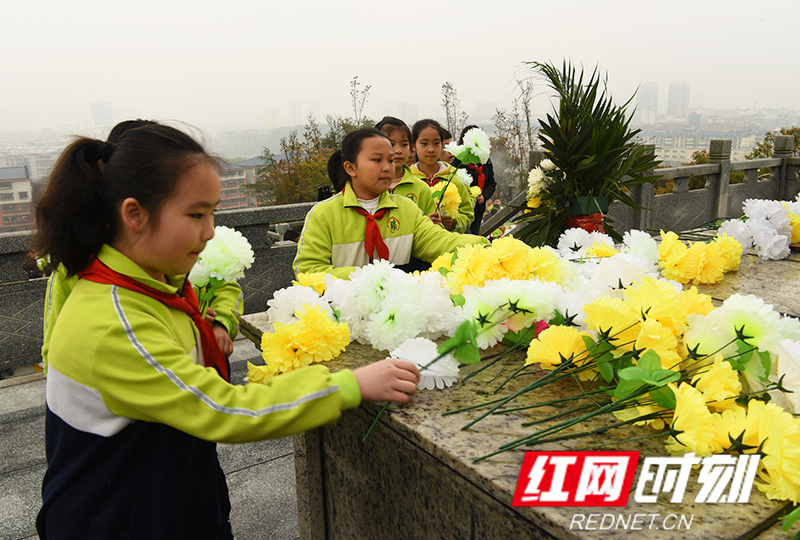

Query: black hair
<box><xmin>442</xmin><ymin>128</ymin><xmax>453</xmax><ymax>141</ymax></box>
<box><xmin>411</xmin><ymin>119</ymin><xmax>446</xmax><ymax>144</ymax></box>
<box><xmin>107</xmin><ymin>119</ymin><xmax>159</xmax><ymax>143</ymax></box>
<box><xmin>34</xmin><ymin>124</ymin><xmax>215</xmax><ymax>276</ymax></box>
<box><xmin>326</xmin><ymin>128</ymin><xmax>389</xmax><ymax>192</ymax></box>
<box><xmin>375</xmin><ymin>116</ymin><xmax>412</xmax><ymax>145</ymax></box>
<box><xmin>458</xmin><ymin>124</ymin><xmax>480</xmax><ymax>145</ymax></box>
<box><xmin>283</xmin><ymin>229</ymin><xmax>300</xmax><ymax>242</ymax></box>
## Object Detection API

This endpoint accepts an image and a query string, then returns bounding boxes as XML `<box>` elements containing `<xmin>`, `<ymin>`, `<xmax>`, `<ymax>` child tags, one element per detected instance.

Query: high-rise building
<box><xmin>0</xmin><ymin>166</ymin><xmax>34</xmax><ymax>233</ymax></box>
<box><xmin>667</xmin><ymin>81</ymin><xmax>690</xmax><ymax>117</ymax></box>
<box><xmin>637</xmin><ymin>82</ymin><xmax>658</xmax><ymax>124</ymax></box>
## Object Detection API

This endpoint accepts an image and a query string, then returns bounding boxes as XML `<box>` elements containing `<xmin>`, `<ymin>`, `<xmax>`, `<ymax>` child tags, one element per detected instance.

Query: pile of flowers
<box><xmin>717</xmin><ymin>197</ymin><xmax>800</xmax><ymax>260</ymax></box>
<box><xmin>249</xmin><ymin>232</ymin><xmax>800</xmax><ymax>519</ymax></box>
<box><xmin>189</xmin><ymin>226</ymin><xmax>255</xmax><ymax>314</ymax></box>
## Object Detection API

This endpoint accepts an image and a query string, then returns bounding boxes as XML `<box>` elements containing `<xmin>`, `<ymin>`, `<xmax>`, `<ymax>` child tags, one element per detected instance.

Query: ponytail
<box><xmin>34</xmin><ymin>138</ymin><xmax>114</xmax><ymax>275</ymax></box>
<box><xmin>327</xmin><ymin>150</ymin><xmax>348</xmax><ymax>193</ymax></box>
<box><xmin>34</xmin><ymin>124</ymin><xmax>213</xmax><ymax>276</ymax></box>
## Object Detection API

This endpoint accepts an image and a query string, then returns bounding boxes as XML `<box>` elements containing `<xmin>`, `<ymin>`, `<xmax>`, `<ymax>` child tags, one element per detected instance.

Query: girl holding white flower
<box><xmin>294</xmin><ymin>128</ymin><xmax>486</xmax><ymax>278</ymax></box>
<box><xmin>34</xmin><ymin>123</ymin><xmax>421</xmax><ymax>539</ymax></box>
<box><xmin>409</xmin><ymin>119</ymin><xmax>475</xmax><ymax>233</ymax></box>
<box><xmin>451</xmin><ymin>125</ymin><xmax>496</xmax><ymax>235</ymax></box>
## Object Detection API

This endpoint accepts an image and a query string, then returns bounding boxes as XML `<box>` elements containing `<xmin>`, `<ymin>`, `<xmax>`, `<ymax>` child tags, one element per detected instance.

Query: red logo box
<box><xmin>513</xmin><ymin>451</ymin><xmax>640</xmax><ymax>507</ymax></box>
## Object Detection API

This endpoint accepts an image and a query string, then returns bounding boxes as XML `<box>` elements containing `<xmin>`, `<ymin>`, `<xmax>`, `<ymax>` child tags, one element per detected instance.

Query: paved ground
<box><xmin>0</xmin><ymin>339</ymin><xmax>300</xmax><ymax>540</ymax></box>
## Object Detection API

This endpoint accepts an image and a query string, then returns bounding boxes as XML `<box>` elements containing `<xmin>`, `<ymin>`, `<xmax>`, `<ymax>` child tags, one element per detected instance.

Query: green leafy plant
<box><xmin>513</xmin><ymin>60</ymin><xmax>662</xmax><ymax>245</ymax></box>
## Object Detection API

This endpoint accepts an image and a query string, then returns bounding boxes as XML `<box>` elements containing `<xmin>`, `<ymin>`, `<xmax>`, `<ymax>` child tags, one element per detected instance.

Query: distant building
<box><xmin>667</xmin><ymin>81</ymin><xmax>690</xmax><ymax>117</ymax></box>
<box><xmin>217</xmin><ymin>156</ymin><xmax>269</xmax><ymax>210</ymax></box>
<box><xmin>636</xmin><ymin>82</ymin><xmax>658</xmax><ymax>125</ymax></box>
<box><xmin>0</xmin><ymin>166</ymin><xmax>34</xmax><ymax>233</ymax></box>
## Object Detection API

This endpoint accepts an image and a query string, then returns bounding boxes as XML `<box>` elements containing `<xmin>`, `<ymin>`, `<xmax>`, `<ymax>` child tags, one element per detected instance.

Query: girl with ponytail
<box><xmin>35</xmin><ymin>124</ymin><xmax>420</xmax><ymax>539</ymax></box>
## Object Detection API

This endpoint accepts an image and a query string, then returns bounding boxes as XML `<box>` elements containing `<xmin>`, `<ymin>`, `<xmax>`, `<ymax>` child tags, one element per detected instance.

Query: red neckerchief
<box><xmin>344</xmin><ymin>184</ymin><xmax>390</xmax><ymax>262</ymax></box>
<box><xmin>467</xmin><ymin>163</ymin><xmax>485</xmax><ymax>191</ymax></box>
<box><xmin>79</xmin><ymin>257</ymin><xmax>230</xmax><ymax>382</ymax></box>
<box><xmin>421</xmin><ymin>174</ymin><xmax>440</xmax><ymax>187</ymax></box>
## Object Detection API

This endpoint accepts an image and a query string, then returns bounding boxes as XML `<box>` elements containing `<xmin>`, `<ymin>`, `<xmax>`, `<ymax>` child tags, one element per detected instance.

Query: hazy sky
<box><xmin>2</xmin><ymin>0</ymin><xmax>798</xmax><ymax>134</ymax></box>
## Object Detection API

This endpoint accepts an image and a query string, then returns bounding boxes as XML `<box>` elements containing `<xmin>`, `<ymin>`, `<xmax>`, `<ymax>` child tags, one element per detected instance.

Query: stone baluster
<box><xmin>773</xmin><ymin>135</ymin><xmax>795</xmax><ymax>200</ymax></box>
<box><xmin>708</xmin><ymin>139</ymin><xmax>732</xmax><ymax>219</ymax></box>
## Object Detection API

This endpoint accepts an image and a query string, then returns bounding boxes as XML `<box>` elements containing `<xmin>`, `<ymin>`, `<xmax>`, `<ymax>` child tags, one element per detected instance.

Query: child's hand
<box><xmin>353</xmin><ymin>359</ymin><xmax>420</xmax><ymax>403</ymax></box>
<box><xmin>428</xmin><ymin>211</ymin><xmax>442</xmax><ymax>226</ymax></box>
<box><xmin>204</xmin><ymin>307</ymin><xmax>218</xmax><ymax>325</ymax></box>
<box><xmin>212</xmin><ymin>323</ymin><xmax>234</xmax><ymax>357</ymax></box>
<box><xmin>441</xmin><ymin>216</ymin><xmax>455</xmax><ymax>230</ymax></box>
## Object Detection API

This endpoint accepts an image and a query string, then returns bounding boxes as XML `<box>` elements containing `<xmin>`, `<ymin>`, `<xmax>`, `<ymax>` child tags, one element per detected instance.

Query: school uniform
<box><xmin>293</xmin><ymin>181</ymin><xmax>486</xmax><ymax>279</ymax></box>
<box><xmin>409</xmin><ymin>161</ymin><xmax>475</xmax><ymax>233</ymax></box>
<box><xmin>390</xmin><ymin>164</ymin><xmax>437</xmax><ymax>216</ymax></box>
<box><xmin>37</xmin><ymin>245</ymin><xmax>360</xmax><ymax>539</ymax></box>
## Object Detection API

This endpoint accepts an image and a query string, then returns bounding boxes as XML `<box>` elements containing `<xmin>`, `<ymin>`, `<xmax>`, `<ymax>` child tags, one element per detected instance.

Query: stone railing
<box><xmin>480</xmin><ymin>135</ymin><xmax>800</xmax><ymax>237</ymax></box>
<box><xmin>1</xmin><ymin>136</ymin><xmax>797</xmax><ymax>371</ymax></box>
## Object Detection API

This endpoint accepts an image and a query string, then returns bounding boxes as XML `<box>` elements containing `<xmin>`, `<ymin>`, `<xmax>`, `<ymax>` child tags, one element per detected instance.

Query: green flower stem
<box><xmin>494</xmin><ymin>388</ymin><xmax>608</xmax><ymax>414</ymax></box>
<box><xmin>362</xmin><ymin>402</ymin><xmax>391</xmax><ymax>442</ymax></box>
<box><xmin>520</xmin><ymin>403</ymin><xmax>595</xmax><ymax>427</ymax></box>
<box><xmin>576</xmin><ymin>431</ymin><xmax>669</xmax><ymax>451</ymax></box>
<box><xmin>442</xmin><ymin>395</ymin><xmax>510</xmax><ymax>416</ymax></box>
<box><xmin>461</xmin><ymin>351</ymin><xmax>505</xmax><ymax>382</ymax></box>
<box><xmin>434</xmin><ymin>168</ymin><xmax>459</xmax><ymax>212</ymax></box>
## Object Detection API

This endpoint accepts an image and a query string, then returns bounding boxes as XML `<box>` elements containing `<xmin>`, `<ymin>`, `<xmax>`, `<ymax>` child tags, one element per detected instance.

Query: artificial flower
<box><xmin>712</xmin><ymin>233</ymin><xmax>743</xmax><ymax>272</ymax></box>
<box><xmin>717</xmin><ymin>219</ymin><xmax>753</xmax><ymax>250</ymax></box>
<box><xmin>586</xmin><ymin>242</ymin><xmax>618</xmax><ymax>258</ymax></box>
<box><xmin>691</xmin><ymin>355</ymin><xmax>742</xmax><ymax>412</ymax></box>
<box><xmin>432</xmin><ymin>181</ymin><xmax>462</xmax><ymax>218</ymax></box>
<box><xmin>390</xmin><ymin>337</ymin><xmax>459</xmax><ymax>390</ymax></box>
<box><xmin>293</xmin><ymin>272</ymin><xmax>330</xmax><ymax>295</ymax></box>
<box><xmin>454</xmin><ymin>167</ymin><xmax>473</xmax><ymax>187</ymax></box>
<box><xmin>749</xmin><ymin>400</ymin><xmax>800</xmax><ymax>503</ymax></box>
<box><xmin>621</xmin><ymin>230</ymin><xmax>659</xmax><ymax>267</ymax></box>
<box><xmin>634</xmin><ymin>318</ymin><xmax>682</xmax><ymax>370</ymax></box>
<box><xmin>583</xmin><ymin>296</ymin><xmax>640</xmax><ymax>350</ymax></box>
<box><xmin>665</xmin><ymin>382</ymin><xmax>720</xmax><ymax>456</ymax></box>
<box><xmin>539</xmin><ymin>158</ymin><xmax>556</xmax><ymax>172</ymax></box>
<box><xmin>190</xmin><ymin>226</ymin><xmax>254</xmax><ymax>285</ymax></box>
<box><xmin>267</xmin><ymin>285</ymin><xmax>332</xmax><ymax>326</ymax></box>
<box><xmin>525</xmin><ymin>325</ymin><xmax>594</xmax><ymax>379</ymax></box>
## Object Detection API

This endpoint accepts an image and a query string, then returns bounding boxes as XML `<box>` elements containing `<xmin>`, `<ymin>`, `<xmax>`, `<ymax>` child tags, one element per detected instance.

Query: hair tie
<box><xmin>99</xmin><ymin>141</ymin><xmax>116</xmax><ymax>163</ymax></box>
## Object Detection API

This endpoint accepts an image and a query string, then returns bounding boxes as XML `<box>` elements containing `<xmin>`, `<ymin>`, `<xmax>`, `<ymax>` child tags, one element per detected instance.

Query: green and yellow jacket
<box><xmin>410</xmin><ymin>161</ymin><xmax>475</xmax><ymax>233</ymax></box>
<box><xmin>390</xmin><ymin>165</ymin><xmax>437</xmax><ymax>216</ymax></box>
<box><xmin>293</xmin><ymin>182</ymin><xmax>487</xmax><ymax>279</ymax></box>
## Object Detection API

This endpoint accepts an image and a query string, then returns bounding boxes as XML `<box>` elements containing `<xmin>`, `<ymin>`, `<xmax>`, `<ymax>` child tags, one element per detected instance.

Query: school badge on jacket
<box><xmin>387</xmin><ymin>217</ymin><xmax>400</xmax><ymax>233</ymax></box>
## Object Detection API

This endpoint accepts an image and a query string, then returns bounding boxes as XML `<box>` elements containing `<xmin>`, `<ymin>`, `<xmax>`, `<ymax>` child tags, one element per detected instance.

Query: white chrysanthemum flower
<box><xmin>770</xmin><ymin>338</ymin><xmax>800</xmax><ymax>414</ymax></box>
<box><xmin>416</xmin><ymin>272</ymin><xmax>461</xmax><ymax>340</ymax></box>
<box><xmin>683</xmin><ymin>313</ymin><xmax>737</xmax><ymax>358</ymax></box>
<box><xmin>190</xmin><ymin>226</ymin><xmax>255</xmax><ymax>285</ymax></box>
<box><xmin>364</xmin><ymin>289</ymin><xmax>425</xmax><ymax>351</ymax></box>
<box><xmin>557</xmin><ymin>228</ymin><xmax>593</xmax><ymax>260</ymax></box>
<box><xmin>188</xmin><ymin>263</ymin><xmax>212</xmax><ymax>288</ymax></box>
<box><xmin>718</xmin><ymin>219</ymin><xmax>753</xmax><ymax>249</ymax></box>
<box><xmin>558</xmin><ymin>259</ymin><xmax>585</xmax><ymax>292</ymax></box>
<box><xmin>540</xmin><ymin>158</ymin><xmax>556</xmax><ymax>172</ymax></box>
<box><xmin>349</xmin><ymin>260</ymin><xmax>399</xmax><ymax>313</ymax></box>
<box><xmin>267</xmin><ymin>285</ymin><xmax>332</xmax><ymax>326</ymax></box>
<box><xmin>588</xmin><ymin>231</ymin><xmax>614</xmax><ymax>248</ymax></box>
<box><xmin>586</xmin><ymin>254</ymin><xmax>660</xmax><ymax>298</ymax></box>
<box><xmin>461</xmin><ymin>128</ymin><xmax>491</xmax><ymax>164</ymax></box>
<box><xmin>749</xmin><ymin>220</ymin><xmax>791</xmax><ymax>260</ymax></box>
<box><xmin>744</xmin><ymin>198</ymin><xmax>787</xmax><ymax>222</ymax></box>
<box><xmin>527</xmin><ymin>167</ymin><xmax>545</xmax><ymax>194</ymax></box>
<box><xmin>323</xmin><ymin>278</ymin><xmax>364</xmax><ymax>342</ymax></box>
<box><xmin>775</xmin><ymin>315</ymin><xmax>800</xmax><ymax>341</ymax></box>
<box><xmin>390</xmin><ymin>337</ymin><xmax>460</xmax><ymax>390</ymax></box>
<box><xmin>711</xmin><ymin>294</ymin><xmax>782</xmax><ymax>352</ymax></box>
<box><xmin>460</xmin><ymin>285</ymin><xmax>508</xmax><ymax>349</ymax></box>
<box><xmin>621</xmin><ymin>230</ymin><xmax>659</xmax><ymax>267</ymax></box>
<box><xmin>444</xmin><ymin>140</ymin><xmax>465</xmax><ymax>160</ymax></box>
<box><xmin>550</xmin><ymin>287</ymin><xmax>588</xmax><ymax>329</ymax></box>
<box><xmin>455</xmin><ymin>168</ymin><xmax>473</xmax><ymax>187</ymax></box>
<box><xmin>481</xmin><ymin>278</ymin><xmax>556</xmax><ymax>333</ymax></box>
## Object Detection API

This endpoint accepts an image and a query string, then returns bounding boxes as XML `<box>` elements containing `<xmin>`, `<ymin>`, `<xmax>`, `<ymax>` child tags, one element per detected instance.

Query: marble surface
<box><xmin>241</xmin><ymin>312</ymin><xmax>792</xmax><ymax>540</ymax></box>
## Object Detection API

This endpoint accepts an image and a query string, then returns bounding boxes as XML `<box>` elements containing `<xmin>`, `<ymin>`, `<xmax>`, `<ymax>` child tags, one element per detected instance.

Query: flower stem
<box><xmin>362</xmin><ymin>402</ymin><xmax>391</xmax><ymax>442</ymax></box>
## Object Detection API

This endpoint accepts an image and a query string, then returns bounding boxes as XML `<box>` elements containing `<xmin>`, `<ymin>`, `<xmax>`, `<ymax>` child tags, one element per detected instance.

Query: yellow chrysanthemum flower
<box><xmin>446</xmin><ymin>243</ymin><xmax>495</xmax><ymax>293</ymax></box>
<box><xmin>709</xmin><ymin>405</ymin><xmax>759</xmax><ymax>453</ymax></box>
<box><xmin>665</xmin><ymin>382</ymin><xmax>720</xmax><ymax>456</ymax></box>
<box><xmin>634</xmin><ymin>318</ymin><xmax>682</xmax><ymax>370</ymax></box>
<box><xmin>691</xmin><ymin>355</ymin><xmax>742</xmax><ymax>412</ymax></box>
<box><xmin>488</xmin><ymin>236</ymin><xmax>537</xmax><ymax>281</ymax></box>
<box><xmin>527</xmin><ymin>247</ymin><xmax>562</xmax><ymax>284</ymax></box>
<box><xmin>714</xmin><ymin>233</ymin><xmax>743</xmax><ymax>272</ymax></box>
<box><xmin>748</xmin><ymin>400</ymin><xmax>800</xmax><ymax>503</ymax></box>
<box><xmin>613</xmin><ymin>401</ymin><xmax>672</xmax><ymax>431</ymax></box>
<box><xmin>624</xmin><ymin>275</ymin><xmax>687</xmax><ymax>329</ymax></box>
<box><xmin>584</xmin><ymin>296</ymin><xmax>640</xmax><ymax>350</ymax></box>
<box><xmin>525</xmin><ymin>325</ymin><xmax>594</xmax><ymax>380</ymax></box>
<box><xmin>432</xmin><ymin>182</ymin><xmax>461</xmax><ymax>218</ymax></box>
<box><xmin>679</xmin><ymin>286</ymin><xmax>715</xmax><ymax>316</ymax></box>
<box><xmin>293</xmin><ymin>272</ymin><xmax>330</xmax><ymax>295</ymax></box>
<box><xmin>247</xmin><ymin>361</ymin><xmax>274</xmax><ymax>384</ymax></box>
<box><xmin>695</xmin><ymin>242</ymin><xmax>727</xmax><ymax>285</ymax></box>
<box><xmin>526</xmin><ymin>195</ymin><xmax>542</xmax><ymax>210</ymax></box>
<box><xmin>293</xmin><ymin>305</ymin><xmax>350</xmax><ymax>364</ymax></box>
<box><xmin>430</xmin><ymin>251</ymin><xmax>454</xmax><ymax>273</ymax></box>
<box><xmin>470</xmin><ymin>185</ymin><xmax>482</xmax><ymax>198</ymax></box>
<box><xmin>790</xmin><ymin>213</ymin><xmax>800</xmax><ymax>243</ymax></box>
<box><xmin>658</xmin><ymin>230</ymin><xmax>686</xmax><ymax>266</ymax></box>
<box><xmin>260</xmin><ymin>322</ymin><xmax>312</xmax><ymax>377</ymax></box>
<box><xmin>586</xmin><ymin>242</ymin><xmax>618</xmax><ymax>258</ymax></box>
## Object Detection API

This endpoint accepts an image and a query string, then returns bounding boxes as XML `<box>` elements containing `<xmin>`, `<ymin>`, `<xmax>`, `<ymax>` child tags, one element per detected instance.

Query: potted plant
<box><xmin>513</xmin><ymin>60</ymin><xmax>662</xmax><ymax>246</ymax></box>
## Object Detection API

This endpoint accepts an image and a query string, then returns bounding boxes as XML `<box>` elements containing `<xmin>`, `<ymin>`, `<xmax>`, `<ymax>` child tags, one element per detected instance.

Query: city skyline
<box><xmin>2</xmin><ymin>0</ymin><xmax>798</xmax><ymax>136</ymax></box>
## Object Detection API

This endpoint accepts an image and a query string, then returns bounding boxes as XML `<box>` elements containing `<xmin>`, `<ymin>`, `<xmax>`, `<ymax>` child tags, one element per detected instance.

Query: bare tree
<box><xmin>441</xmin><ymin>82</ymin><xmax>469</xmax><ymax>137</ymax></box>
<box><xmin>492</xmin><ymin>80</ymin><xmax>537</xmax><ymax>192</ymax></box>
<box><xmin>350</xmin><ymin>76</ymin><xmax>371</xmax><ymax>125</ymax></box>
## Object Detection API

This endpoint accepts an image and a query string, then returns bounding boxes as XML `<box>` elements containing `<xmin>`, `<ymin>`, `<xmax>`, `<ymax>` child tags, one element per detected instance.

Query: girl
<box><xmin>41</xmin><ymin>119</ymin><xmax>242</xmax><ymax>368</ymax></box>
<box><xmin>293</xmin><ymin>128</ymin><xmax>486</xmax><ymax>279</ymax></box>
<box><xmin>409</xmin><ymin>119</ymin><xmax>474</xmax><ymax>233</ymax></box>
<box><xmin>374</xmin><ymin>116</ymin><xmax>439</xmax><ymax>224</ymax></box>
<box><xmin>453</xmin><ymin>124</ymin><xmax>496</xmax><ymax>235</ymax></box>
<box><xmin>34</xmin><ymin>124</ymin><xmax>420</xmax><ymax>539</ymax></box>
